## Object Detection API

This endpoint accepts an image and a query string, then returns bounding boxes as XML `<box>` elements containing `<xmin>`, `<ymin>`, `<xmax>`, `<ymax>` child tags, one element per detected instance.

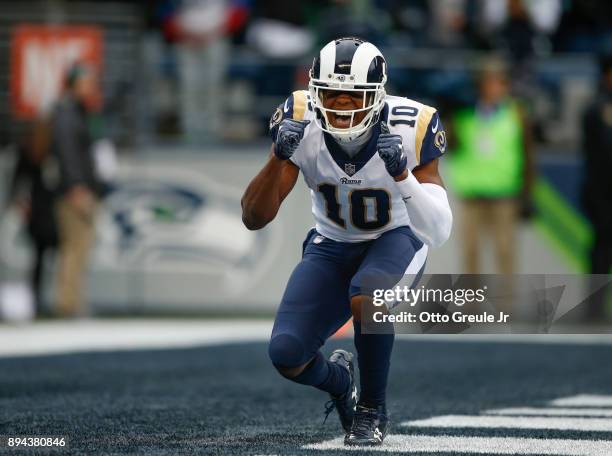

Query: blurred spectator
<box><xmin>7</xmin><ymin>120</ymin><xmax>57</xmax><ymax>317</ymax></box>
<box><xmin>477</xmin><ymin>0</ymin><xmax>561</xmax><ymax>60</ymax></box>
<box><xmin>315</xmin><ymin>0</ymin><xmax>386</xmax><ymax>46</ymax></box>
<box><xmin>581</xmin><ymin>54</ymin><xmax>612</xmax><ymax>319</ymax></box>
<box><xmin>428</xmin><ymin>0</ymin><xmax>468</xmax><ymax>48</ymax></box>
<box><xmin>247</xmin><ymin>0</ymin><xmax>315</xmax><ymax>58</ymax></box>
<box><xmin>447</xmin><ymin>58</ymin><xmax>534</xmax><ymax>274</ymax></box>
<box><xmin>51</xmin><ymin>64</ymin><xmax>102</xmax><ymax>318</ymax></box>
<box><xmin>501</xmin><ymin>0</ymin><xmax>539</xmax><ymax>61</ymax></box>
<box><xmin>479</xmin><ymin>0</ymin><xmax>561</xmax><ymax>35</ymax></box>
<box><xmin>553</xmin><ymin>1</ymin><xmax>612</xmax><ymax>53</ymax></box>
<box><xmin>244</xmin><ymin>0</ymin><xmax>317</xmax><ymax>125</ymax></box>
<box><xmin>164</xmin><ymin>0</ymin><xmax>246</xmax><ymax>142</ymax></box>
<box><xmin>386</xmin><ymin>0</ymin><xmax>430</xmax><ymax>47</ymax></box>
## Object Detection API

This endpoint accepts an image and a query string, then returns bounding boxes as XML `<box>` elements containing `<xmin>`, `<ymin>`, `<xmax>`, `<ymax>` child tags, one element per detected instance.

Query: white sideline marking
<box><xmin>403</xmin><ymin>415</ymin><xmax>612</xmax><ymax>432</ymax></box>
<box><xmin>0</xmin><ymin>319</ymin><xmax>272</xmax><ymax>358</ymax></box>
<box><xmin>1</xmin><ymin>319</ymin><xmax>612</xmax><ymax>358</ymax></box>
<box><xmin>551</xmin><ymin>395</ymin><xmax>612</xmax><ymax>407</ymax></box>
<box><xmin>304</xmin><ymin>435</ymin><xmax>612</xmax><ymax>454</ymax></box>
<box><xmin>485</xmin><ymin>407</ymin><xmax>612</xmax><ymax>417</ymax></box>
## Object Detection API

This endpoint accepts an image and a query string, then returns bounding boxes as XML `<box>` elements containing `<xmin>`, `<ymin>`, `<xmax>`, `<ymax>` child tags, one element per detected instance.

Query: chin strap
<box><xmin>395</xmin><ymin>173</ymin><xmax>453</xmax><ymax>248</ymax></box>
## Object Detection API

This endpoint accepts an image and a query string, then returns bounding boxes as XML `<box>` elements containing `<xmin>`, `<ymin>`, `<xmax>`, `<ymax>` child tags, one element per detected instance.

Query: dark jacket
<box><xmin>9</xmin><ymin>145</ymin><xmax>58</xmax><ymax>247</ymax></box>
<box><xmin>582</xmin><ymin>90</ymin><xmax>612</xmax><ymax>228</ymax></box>
<box><xmin>51</xmin><ymin>94</ymin><xmax>101</xmax><ymax>196</ymax></box>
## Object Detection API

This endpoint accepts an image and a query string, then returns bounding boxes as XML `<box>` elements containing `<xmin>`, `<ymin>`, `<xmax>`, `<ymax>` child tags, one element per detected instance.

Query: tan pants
<box><xmin>55</xmin><ymin>197</ymin><xmax>97</xmax><ymax>317</ymax></box>
<box><xmin>462</xmin><ymin>198</ymin><xmax>518</xmax><ymax>275</ymax></box>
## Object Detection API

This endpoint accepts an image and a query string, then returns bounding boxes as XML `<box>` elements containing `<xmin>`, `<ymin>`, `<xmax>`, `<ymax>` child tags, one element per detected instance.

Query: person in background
<box><xmin>51</xmin><ymin>63</ymin><xmax>101</xmax><ymax>318</ymax></box>
<box><xmin>447</xmin><ymin>58</ymin><xmax>534</xmax><ymax>274</ymax></box>
<box><xmin>315</xmin><ymin>0</ymin><xmax>385</xmax><ymax>45</ymax></box>
<box><xmin>582</xmin><ymin>53</ymin><xmax>612</xmax><ymax>321</ymax></box>
<box><xmin>477</xmin><ymin>0</ymin><xmax>561</xmax><ymax>60</ymax></box>
<box><xmin>8</xmin><ymin>120</ymin><xmax>57</xmax><ymax>317</ymax></box>
<box><xmin>246</xmin><ymin>0</ymin><xmax>315</xmax><ymax>58</ymax></box>
<box><xmin>156</xmin><ymin>0</ymin><xmax>248</xmax><ymax>141</ymax></box>
<box><xmin>428</xmin><ymin>0</ymin><xmax>469</xmax><ymax>48</ymax></box>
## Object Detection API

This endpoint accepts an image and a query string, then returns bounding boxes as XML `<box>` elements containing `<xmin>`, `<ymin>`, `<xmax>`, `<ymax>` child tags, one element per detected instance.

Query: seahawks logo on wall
<box><xmin>270</xmin><ymin>107</ymin><xmax>283</xmax><ymax>129</ymax></box>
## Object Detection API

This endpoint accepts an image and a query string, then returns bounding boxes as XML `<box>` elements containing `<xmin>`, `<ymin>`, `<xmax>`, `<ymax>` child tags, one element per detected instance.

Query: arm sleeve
<box><xmin>396</xmin><ymin>173</ymin><xmax>453</xmax><ymax>247</ymax></box>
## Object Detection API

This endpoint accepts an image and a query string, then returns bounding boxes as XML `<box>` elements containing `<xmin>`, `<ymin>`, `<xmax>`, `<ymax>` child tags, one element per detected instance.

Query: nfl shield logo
<box><xmin>344</xmin><ymin>163</ymin><xmax>356</xmax><ymax>176</ymax></box>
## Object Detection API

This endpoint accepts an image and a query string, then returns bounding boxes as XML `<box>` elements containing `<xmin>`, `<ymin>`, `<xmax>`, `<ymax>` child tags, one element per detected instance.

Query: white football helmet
<box><xmin>308</xmin><ymin>37</ymin><xmax>387</xmax><ymax>143</ymax></box>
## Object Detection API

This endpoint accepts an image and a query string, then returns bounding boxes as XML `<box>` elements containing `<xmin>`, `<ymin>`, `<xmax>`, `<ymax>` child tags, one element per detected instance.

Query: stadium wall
<box><xmin>0</xmin><ymin>148</ymin><xmax>578</xmax><ymax>314</ymax></box>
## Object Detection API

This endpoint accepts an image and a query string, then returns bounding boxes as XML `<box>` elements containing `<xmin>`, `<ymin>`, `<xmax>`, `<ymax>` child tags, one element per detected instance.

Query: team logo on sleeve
<box><xmin>434</xmin><ymin>130</ymin><xmax>447</xmax><ymax>153</ymax></box>
<box><xmin>269</xmin><ymin>107</ymin><xmax>283</xmax><ymax>129</ymax></box>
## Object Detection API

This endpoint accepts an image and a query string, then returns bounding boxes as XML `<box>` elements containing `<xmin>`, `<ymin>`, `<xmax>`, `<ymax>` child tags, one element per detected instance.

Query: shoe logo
<box><xmin>284</xmin><ymin>99</ymin><xmax>290</xmax><ymax>113</ymax></box>
<box><xmin>431</xmin><ymin>117</ymin><xmax>439</xmax><ymax>134</ymax></box>
<box><xmin>374</xmin><ymin>428</ymin><xmax>382</xmax><ymax>441</ymax></box>
<box><xmin>313</xmin><ymin>235</ymin><xmax>325</xmax><ymax>244</ymax></box>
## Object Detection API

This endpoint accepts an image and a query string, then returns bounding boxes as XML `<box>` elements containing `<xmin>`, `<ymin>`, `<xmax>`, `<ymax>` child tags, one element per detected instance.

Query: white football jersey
<box><xmin>269</xmin><ymin>90</ymin><xmax>447</xmax><ymax>243</ymax></box>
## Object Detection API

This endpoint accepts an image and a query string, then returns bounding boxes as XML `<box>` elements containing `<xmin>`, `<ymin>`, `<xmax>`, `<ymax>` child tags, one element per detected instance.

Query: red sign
<box><xmin>10</xmin><ymin>25</ymin><xmax>103</xmax><ymax>118</ymax></box>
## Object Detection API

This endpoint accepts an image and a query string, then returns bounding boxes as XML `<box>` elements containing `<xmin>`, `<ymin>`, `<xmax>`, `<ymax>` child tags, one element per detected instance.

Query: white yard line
<box><xmin>551</xmin><ymin>395</ymin><xmax>612</xmax><ymax>407</ymax></box>
<box><xmin>0</xmin><ymin>319</ymin><xmax>272</xmax><ymax>358</ymax></box>
<box><xmin>304</xmin><ymin>435</ymin><xmax>612</xmax><ymax>454</ymax></box>
<box><xmin>484</xmin><ymin>407</ymin><xmax>612</xmax><ymax>417</ymax></box>
<box><xmin>1</xmin><ymin>319</ymin><xmax>611</xmax><ymax>358</ymax></box>
<box><xmin>402</xmin><ymin>415</ymin><xmax>612</xmax><ymax>432</ymax></box>
<box><xmin>308</xmin><ymin>394</ymin><xmax>612</xmax><ymax>454</ymax></box>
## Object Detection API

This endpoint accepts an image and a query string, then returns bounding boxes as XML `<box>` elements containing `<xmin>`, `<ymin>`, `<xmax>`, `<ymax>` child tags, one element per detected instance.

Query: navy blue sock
<box><xmin>293</xmin><ymin>351</ymin><xmax>350</xmax><ymax>397</ymax></box>
<box><xmin>353</xmin><ymin>319</ymin><xmax>394</xmax><ymax>407</ymax></box>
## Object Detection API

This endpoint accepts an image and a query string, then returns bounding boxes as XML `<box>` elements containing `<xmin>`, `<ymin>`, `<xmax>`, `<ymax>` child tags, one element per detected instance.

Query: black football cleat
<box><xmin>323</xmin><ymin>349</ymin><xmax>357</xmax><ymax>433</ymax></box>
<box><xmin>344</xmin><ymin>404</ymin><xmax>389</xmax><ymax>446</ymax></box>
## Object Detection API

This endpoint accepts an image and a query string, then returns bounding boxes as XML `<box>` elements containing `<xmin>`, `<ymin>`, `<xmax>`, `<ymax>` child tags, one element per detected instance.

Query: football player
<box><xmin>241</xmin><ymin>37</ymin><xmax>452</xmax><ymax>446</ymax></box>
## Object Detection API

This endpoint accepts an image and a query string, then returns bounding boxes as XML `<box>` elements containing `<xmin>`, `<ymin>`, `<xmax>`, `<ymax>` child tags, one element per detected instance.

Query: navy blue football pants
<box><xmin>269</xmin><ymin>225</ymin><xmax>425</xmax><ymax>405</ymax></box>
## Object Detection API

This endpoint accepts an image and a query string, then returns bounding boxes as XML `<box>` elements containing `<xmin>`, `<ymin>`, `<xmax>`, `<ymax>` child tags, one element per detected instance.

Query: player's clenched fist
<box><xmin>377</xmin><ymin>122</ymin><xmax>407</xmax><ymax>178</ymax></box>
<box><xmin>274</xmin><ymin>119</ymin><xmax>311</xmax><ymax>160</ymax></box>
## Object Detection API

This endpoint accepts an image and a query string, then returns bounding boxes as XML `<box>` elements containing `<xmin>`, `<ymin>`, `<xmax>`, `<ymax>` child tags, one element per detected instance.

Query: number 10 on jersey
<box><xmin>318</xmin><ymin>184</ymin><xmax>391</xmax><ymax>231</ymax></box>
